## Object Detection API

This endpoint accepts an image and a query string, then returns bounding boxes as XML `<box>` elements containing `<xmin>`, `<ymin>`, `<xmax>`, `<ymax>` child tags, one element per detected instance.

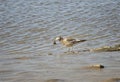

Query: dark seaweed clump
<box><xmin>91</xmin><ymin>44</ymin><xmax>120</xmax><ymax>52</ymax></box>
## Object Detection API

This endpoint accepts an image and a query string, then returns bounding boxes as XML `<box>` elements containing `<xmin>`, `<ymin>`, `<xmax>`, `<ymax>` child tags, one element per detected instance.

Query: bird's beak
<box><xmin>53</xmin><ymin>40</ymin><xmax>56</xmax><ymax>45</ymax></box>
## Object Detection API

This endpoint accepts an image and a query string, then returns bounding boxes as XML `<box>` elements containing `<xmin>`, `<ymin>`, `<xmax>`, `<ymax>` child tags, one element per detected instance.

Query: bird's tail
<box><xmin>77</xmin><ymin>39</ymin><xmax>87</xmax><ymax>42</ymax></box>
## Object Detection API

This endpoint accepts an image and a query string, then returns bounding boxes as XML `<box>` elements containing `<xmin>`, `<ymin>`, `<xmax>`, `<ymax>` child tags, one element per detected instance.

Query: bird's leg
<box><xmin>71</xmin><ymin>47</ymin><xmax>73</xmax><ymax>52</ymax></box>
<box><xmin>71</xmin><ymin>46</ymin><xmax>75</xmax><ymax>53</ymax></box>
<box><xmin>68</xmin><ymin>47</ymin><xmax>71</xmax><ymax>52</ymax></box>
<box><xmin>68</xmin><ymin>47</ymin><xmax>74</xmax><ymax>52</ymax></box>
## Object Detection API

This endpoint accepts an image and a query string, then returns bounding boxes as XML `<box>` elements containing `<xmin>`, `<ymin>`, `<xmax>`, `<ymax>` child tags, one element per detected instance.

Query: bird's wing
<box><xmin>64</xmin><ymin>38</ymin><xmax>76</xmax><ymax>42</ymax></box>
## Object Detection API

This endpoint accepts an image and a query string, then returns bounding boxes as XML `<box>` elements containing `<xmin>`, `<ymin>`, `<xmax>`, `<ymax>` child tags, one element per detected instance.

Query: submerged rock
<box><xmin>48</xmin><ymin>53</ymin><xmax>53</xmax><ymax>55</ymax></box>
<box><xmin>90</xmin><ymin>64</ymin><xmax>104</xmax><ymax>68</ymax></box>
<box><xmin>45</xmin><ymin>79</ymin><xmax>65</xmax><ymax>82</ymax></box>
<box><xmin>90</xmin><ymin>44</ymin><xmax>120</xmax><ymax>52</ymax></box>
<box><xmin>83</xmin><ymin>64</ymin><xmax>104</xmax><ymax>70</ymax></box>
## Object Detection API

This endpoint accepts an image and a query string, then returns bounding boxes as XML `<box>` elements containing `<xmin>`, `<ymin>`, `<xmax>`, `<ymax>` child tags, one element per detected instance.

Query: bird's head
<box><xmin>55</xmin><ymin>36</ymin><xmax>63</xmax><ymax>41</ymax></box>
<box><xmin>53</xmin><ymin>36</ymin><xmax>63</xmax><ymax>45</ymax></box>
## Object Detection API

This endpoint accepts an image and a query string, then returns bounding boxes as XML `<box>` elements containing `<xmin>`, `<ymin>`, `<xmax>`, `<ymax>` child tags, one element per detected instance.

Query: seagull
<box><xmin>53</xmin><ymin>36</ymin><xmax>86</xmax><ymax>51</ymax></box>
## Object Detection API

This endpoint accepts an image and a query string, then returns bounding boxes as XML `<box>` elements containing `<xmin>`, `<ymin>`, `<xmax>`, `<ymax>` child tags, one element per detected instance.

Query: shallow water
<box><xmin>0</xmin><ymin>0</ymin><xmax>120</xmax><ymax>82</ymax></box>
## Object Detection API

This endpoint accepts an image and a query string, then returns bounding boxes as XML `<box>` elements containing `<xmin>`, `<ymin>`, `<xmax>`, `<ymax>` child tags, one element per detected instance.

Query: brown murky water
<box><xmin>0</xmin><ymin>0</ymin><xmax>120</xmax><ymax>82</ymax></box>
